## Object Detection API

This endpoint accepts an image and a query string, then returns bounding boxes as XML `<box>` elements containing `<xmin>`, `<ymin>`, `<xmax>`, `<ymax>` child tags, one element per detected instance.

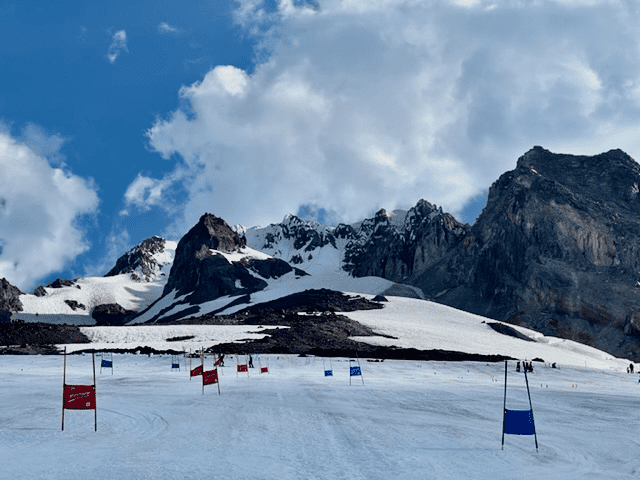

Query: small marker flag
<box><xmin>237</xmin><ymin>364</ymin><xmax>248</xmax><ymax>373</ymax></box>
<box><xmin>100</xmin><ymin>359</ymin><xmax>112</xmax><ymax>368</ymax></box>
<box><xmin>191</xmin><ymin>365</ymin><xmax>203</xmax><ymax>377</ymax></box>
<box><xmin>203</xmin><ymin>369</ymin><xmax>219</xmax><ymax>385</ymax></box>
<box><xmin>260</xmin><ymin>366</ymin><xmax>268</xmax><ymax>374</ymax></box>
<box><xmin>350</xmin><ymin>366</ymin><xmax>362</xmax><ymax>377</ymax></box>
<box><xmin>63</xmin><ymin>385</ymin><xmax>96</xmax><ymax>410</ymax></box>
<box><xmin>172</xmin><ymin>363</ymin><xmax>180</xmax><ymax>369</ymax></box>
<box><xmin>325</xmin><ymin>370</ymin><xmax>333</xmax><ymax>377</ymax></box>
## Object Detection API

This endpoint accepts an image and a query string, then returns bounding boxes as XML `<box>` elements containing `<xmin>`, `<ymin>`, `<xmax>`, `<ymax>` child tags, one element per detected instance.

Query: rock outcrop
<box><xmin>411</xmin><ymin>146</ymin><xmax>640</xmax><ymax>360</ymax></box>
<box><xmin>138</xmin><ymin>213</ymin><xmax>300</xmax><ymax>320</ymax></box>
<box><xmin>0</xmin><ymin>277</ymin><xmax>23</xmax><ymax>313</ymax></box>
<box><xmin>105</xmin><ymin>235</ymin><xmax>171</xmax><ymax>281</ymax></box>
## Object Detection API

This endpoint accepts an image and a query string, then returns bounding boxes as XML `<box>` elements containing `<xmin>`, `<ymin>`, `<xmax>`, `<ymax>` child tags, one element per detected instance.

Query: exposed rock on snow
<box><xmin>105</xmin><ymin>235</ymin><xmax>174</xmax><ymax>282</ymax></box>
<box><xmin>0</xmin><ymin>277</ymin><xmax>22</xmax><ymax>313</ymax></box>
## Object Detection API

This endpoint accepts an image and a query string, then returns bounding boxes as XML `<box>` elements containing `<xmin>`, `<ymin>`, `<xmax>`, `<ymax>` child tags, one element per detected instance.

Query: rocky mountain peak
<box><xmin>198</xmin><ymin>213</ymin><xmax>246</xmax><ymax>253</ymax></box>
<box><xmin>412</xmin><ymin>146</ymin><xmax>640</xmax><ymax>361</ymax></box>
<box><xmin>0</xmin><ymin>277</ymin><xmax>23</xmax><ymax>314</ymax></box>
<box><xmin>105</xmin><ymin>235</ymin><xmax>172</xmax><ymax>282</ymax></box>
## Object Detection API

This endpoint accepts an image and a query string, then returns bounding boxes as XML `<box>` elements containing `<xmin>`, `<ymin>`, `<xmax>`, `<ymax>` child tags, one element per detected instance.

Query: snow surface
<box><xmin>14</xmin><ymin>241</ymin><xmax>177</xmax><ymax>324</ymax></box>
<box><xmin>345</xmin><ymin>296</ymin><xmax>629</xmax><ymax>371</ymax></box>
<box><xmin>1</xmin><ymin>353</ymin><xmax>640</xmax><ymax>479</ymax></box>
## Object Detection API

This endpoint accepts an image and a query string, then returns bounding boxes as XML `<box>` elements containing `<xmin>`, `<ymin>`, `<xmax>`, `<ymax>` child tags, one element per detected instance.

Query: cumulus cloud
<box><xmin>107</xmin><ymin>30</ymin><xmax>128</xmax><ymax>63</ymax></box>
<box><xmin>137</xmin><ymin>0</ymin><xmax>640</xmax><ymax>233</ymax></box>
<box><xmin>0</xmin><ymin>131</ymin><xmax>99</xmax><ymax>290</ymax></box>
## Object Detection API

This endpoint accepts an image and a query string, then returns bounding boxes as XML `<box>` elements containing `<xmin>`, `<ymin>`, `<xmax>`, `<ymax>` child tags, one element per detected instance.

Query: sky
<box><xmin>2</xmin><ymin>0</ymin><xmax>640</xmax><ymax>292</ymax></box>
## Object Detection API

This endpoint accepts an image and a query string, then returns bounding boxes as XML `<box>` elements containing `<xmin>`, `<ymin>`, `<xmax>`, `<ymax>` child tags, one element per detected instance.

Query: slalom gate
<box><xmin>99</xmin><ymin>352</ymin><xmax>113</xmax><ymax>375</ymax></box>
<box><xmin>236</xmin><ymin>355</ymin><xmax>249</xmax><ymax>377</ymax></box>
<box><xmin>171</xmin><ymin>354</ymin><xmax>181</xmax><ymax>371</ymax></box>
<box><xmin>259</xmin><ymin>356</ymin><xmax>269</xmax><ymax>374</ymax></box>
<box><xmin>202</xmin><ymin>367</ymin><xmax>221</xmax><ymax>395</ymax></box>
<box><xmin>323</xmin><ymin>357</ymin><xmax>333</xmax><ymax>377</ymax></box>
<box><xmin>62</xmin><ymin>348</ymin><xmax>97</xmax><ymax>432</ymax></box>
<box><xmin>501</xmin><ymin>360</ymin><xmax>538</xmax><ymax>451</ymax></box>
<box><xmin>189</xmin><ymin>349</ymin><xmax>204</xmax><ymax>379</ymax></box>
<box><xmin>349</xmin><ymin>354</ymin><xmax>364</xmax><ymax>386</ymax></box>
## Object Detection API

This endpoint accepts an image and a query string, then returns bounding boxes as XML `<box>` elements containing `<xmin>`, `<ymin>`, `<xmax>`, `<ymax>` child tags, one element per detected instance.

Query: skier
<box><xmin>516</xmin><ymin>361</ymin><xmax>521</xmax><ymax>373</ymax></box>
<box><xmin>249</xmin><ymin>355</ymin><xmax>254</xmax><ymax>368</ymax></box>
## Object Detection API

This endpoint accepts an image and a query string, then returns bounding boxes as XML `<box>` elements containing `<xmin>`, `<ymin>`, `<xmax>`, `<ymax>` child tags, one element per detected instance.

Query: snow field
<box><xmin>1</xmin><ymin>354</ymin><xmax>640</xmax><ymax>479</ymax></box>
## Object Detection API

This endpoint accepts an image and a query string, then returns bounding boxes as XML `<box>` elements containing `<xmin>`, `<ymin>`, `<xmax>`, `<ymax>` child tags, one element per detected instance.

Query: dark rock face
<box><xmin>92</xmin><ymin>303</ymin><xmax>136</xmax><ymax>326</ymax></box>
<box><xmin>345</xmin><ymin>202</ymin><xmax>469</xmax><ymax>281</ymax></box>
<box><xmin>48</xmin><ymin>278</ymin><xmax>75</xmax><ymax>288</ymax></box>
<box><xmin>105</xmin><ymin>235</ymin><xmax>168</xmax><ymax>281</ymax></box>
<box><xmin>0</xmin><ymin>278</ymin><xmax>22</xmax><ymax>313</ymax></box>
<box><xmin>162</xmin><ymin>213</ymin><xmax>296</xmax><ymax>306</ymax></box>
<box><xmin>64</xmin><ymin>300</ymin><xmax>85</xmax><ymax>311</ymax></box>
<box><xmin>411</xmin><ymin>147</ymin><xmax>640</xmax><ymax>360</ymax></box>
<box><xmin>33</xmin><ymin>286</ymin><xmax>47</xmax><ymax>297</ymax></box>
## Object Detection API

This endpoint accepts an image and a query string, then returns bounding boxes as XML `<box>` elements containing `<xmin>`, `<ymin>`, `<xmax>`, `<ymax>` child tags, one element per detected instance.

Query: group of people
<box><xmin>516</xmin><ymin>361</ymin><xmax>534</xmax><ymax>373</ymax></box>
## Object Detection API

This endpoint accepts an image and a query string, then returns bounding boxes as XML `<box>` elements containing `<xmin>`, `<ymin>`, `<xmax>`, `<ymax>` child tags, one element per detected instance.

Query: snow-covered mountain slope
<box><xmin>241</xmin><ymin>209</ymin><xmax>410</xmax><ymax>275</ymax></box>
<box><xmin>81</xmin><ymin>295</ymin><xmax>634</xmax><ymax>371</ymax></box>
<box><xmin>13</xmin><ymin>239</ymin><xmax>176</xmax><ymax>325</ymax></box>
<box><xmin>132</xmin><ymin>213</ymin><xmax>422</xmax><ymax>324</ymax></box>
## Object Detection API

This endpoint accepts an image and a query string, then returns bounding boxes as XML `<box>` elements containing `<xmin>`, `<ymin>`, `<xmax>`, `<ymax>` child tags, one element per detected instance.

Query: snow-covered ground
<box><xmin>1</xmin><ymin>353</ymin><xmax>639</xmax><ymax>479</ymax></box>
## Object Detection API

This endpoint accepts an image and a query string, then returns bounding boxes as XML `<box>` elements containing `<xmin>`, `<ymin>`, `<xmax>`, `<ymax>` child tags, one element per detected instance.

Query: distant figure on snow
<box><xmin>249</xmin><ymin>355</ymin><xmax>254</xmax><ymax>368</ymax></box>
<box><xmin>516</xmin><ymin>361</ymin><xmax>521</xmax><ymax>373</ymax></box>
<box><xmin>629</xmin><ymin>363</ymin><xmax>634</xmax><ymax>374</ymax></box>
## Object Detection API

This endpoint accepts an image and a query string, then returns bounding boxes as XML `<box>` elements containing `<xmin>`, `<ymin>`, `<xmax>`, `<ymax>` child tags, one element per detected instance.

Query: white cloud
<box><xmin>107</xmin><ymin>30</ymin><xmax>128</xmax><ymax>64</ymax></box>
<box><xmin>158</xmin><ymin>22</ymin><xmax>182</xmax><ymax>34</ymax></box>
<box><xmin>0</xmin><ymin>132</ymin><xmax>99</xmax><ymax>290</ymax></box>
<box><xmin>139</xmin><ymin>0</ymin><xmax>640</xmax><ymax>233</ymax></box>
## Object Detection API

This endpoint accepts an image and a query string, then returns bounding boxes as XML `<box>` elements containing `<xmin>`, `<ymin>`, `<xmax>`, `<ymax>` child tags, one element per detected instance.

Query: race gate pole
<box><xmin>62</xmin><ymin>347</ymin><xmax>67</xmax><ymax>431</ymax></box>
<box><xmin>523</xmin><ymin>365</ymin><xmax>538</xmax><ymax>452</ymax></box>
<box><xmin>201</xmin><ymin>349</ymin><xmax>205</xmax><ymax>396</ymax></box>
<box><xmin>92</xmin><ymin>352</ymin><xmax>97</xmax><ymax>432</ymax></box>
<box><xmin>501</xmin><ymin>360</ymin><xmax>508</xmax><ymax>450</ymax></box>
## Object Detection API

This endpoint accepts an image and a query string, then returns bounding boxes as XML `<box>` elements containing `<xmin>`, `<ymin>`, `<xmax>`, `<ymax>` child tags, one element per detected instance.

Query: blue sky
<box><xmin>2</xmin><ymin>0</ymin><xmax>640</xmax><ymax>292</ymax></box>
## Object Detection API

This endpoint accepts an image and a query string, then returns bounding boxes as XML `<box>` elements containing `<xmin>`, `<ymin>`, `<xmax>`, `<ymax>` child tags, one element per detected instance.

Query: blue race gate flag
<box><xmin>324</xmin><ymin>370</ymin><xmax>333</xmax><ymax>377</ymax></box>
<box><xmin>503</xmin><ymin>409</ymin><xmax>535</xmax><ymax>435</ymax></box>
<box><xmin>101</xmin><ymin>360</ymin><xmax>112</xmax><ymax>368</ymax></box>
<box><xmin>350</xmin><ymin>366</ymin><xmax>361</xmax><ymax>376</ymax></box>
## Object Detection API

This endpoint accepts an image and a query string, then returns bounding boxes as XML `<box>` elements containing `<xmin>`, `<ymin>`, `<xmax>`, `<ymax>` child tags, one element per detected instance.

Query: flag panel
<box><xmin>63</xmin><ymin>384</ymin><xmax>96</xmax><ymax>410</ymax></box>
<box><xmin>203</xmin><ymin>369</ymin><xmax>219</xmax><ymax>385</ymax></box>
<box><xmin>350</xmin><ymin>366</ymin><xmax>362</xmax><ymax>377</ymax></box>
<box><xmin>504</xmin><ymin>409</ymin><xmax>535</xmax><ymax>435</ymax></box>
<box><xmin>237</xmin><ymin>364</ymin><xmax>248</xmax><ymax>373</ymax></box>
<box><xmin>191</xmin><ymin>365</ymin><xmax>203</xmax><ymax>377</ymax></box>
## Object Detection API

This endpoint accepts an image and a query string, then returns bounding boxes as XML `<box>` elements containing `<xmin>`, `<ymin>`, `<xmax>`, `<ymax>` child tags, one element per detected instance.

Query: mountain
<box><xmin>8</xmin><ymin>146</ymin><xmax>640</xmax><ymax>362</ymax></box>
<box><xmin>411</xmin><ymin>146</ymin><xmax>640</xmax><ymax>360</ymax></box>
<box><xmin>130</xmin><ymin>213</ymin><xmax>415</xmax><ymax>323</ymax></box>
<box><xmin>10</xmin><ymin>237</ymin><xmax>176</xmax><ymax>324</ymax></box>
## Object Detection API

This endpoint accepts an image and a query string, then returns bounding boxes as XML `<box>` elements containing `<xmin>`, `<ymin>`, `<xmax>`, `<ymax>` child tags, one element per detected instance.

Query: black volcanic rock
<box><xmin>92</xmin><ymin>303</ymin><xmax>136</xmax><ymax>326</ymax></box>
<box><xmin>105</xmin><ymin>235</ymin><xmax>168</xmax><ymax>281</ymax></box>
<box><xmin>346</xmin><ymin>201</ymin><xmax>469</xmax><ymax>281</ymax></box>
<box><xmin>0</xmin><ymin>278</ymin><xmax>22</xmax><ymax>313</ymax></box>
<box><xmin>33</xmin><ymin>286</ymin><xmax>47</xmax><ymax>297</ymax></box>
<box><xmin>48</xmin><ymin>278</ymin><xmax>75</xmax><ymax>288</ymax></box>
<box><xmin>411</xmin><ymin>147</ymin><xmax>640</xmax><ymax>360</ymax></box>
<box><xmin>161</xmin><ymin>213</ymin><xmax>296</xmax><ymax>307</ymax></box>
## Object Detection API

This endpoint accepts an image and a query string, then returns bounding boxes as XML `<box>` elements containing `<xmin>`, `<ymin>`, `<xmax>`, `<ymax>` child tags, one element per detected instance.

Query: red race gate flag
<box><xmin>203</xmin><ymin>369</ymin><xmax>219</xmax><ymax>385</ymax></box>
<box><xmin>260</xmin><ymin>366</ymin><xmax>268</xmax><ymax>374</ymax></box>
<box><xmin>191</xmin><ymin>365</ymin><xmax>203</xmax><ymax>377</ymax></box>
<box><xmin>237</xmin><ymin>364</ymin><xmax>248</xmax><ymax>373</ymax></box>
<box><xmin>63</xmin><ymin>384</ymin><xmax>96</xmax><ymax>410</ymax></box>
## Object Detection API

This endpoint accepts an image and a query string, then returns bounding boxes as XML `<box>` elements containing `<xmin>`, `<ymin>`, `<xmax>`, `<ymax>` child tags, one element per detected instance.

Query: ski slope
<box><xmin>1</xmin><ymin>354</ymin><xmax>639</xmax><ymax>479</ymax></box>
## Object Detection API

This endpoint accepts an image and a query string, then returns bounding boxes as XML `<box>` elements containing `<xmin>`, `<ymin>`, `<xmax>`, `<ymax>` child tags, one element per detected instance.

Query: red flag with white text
<box><xmin>191</xmin><ymin>365</ymin><xmax>203</xmax><ymax>377</ymax></box>
<box><xmin>63</xmin><ymin>385</ymin><xmax>96</xmax><ymax>410</ymax></box>
<box><xmin>203</xmin><ymin>369</ymin><xmax>219</xmax><ymax>385</ymax></box>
